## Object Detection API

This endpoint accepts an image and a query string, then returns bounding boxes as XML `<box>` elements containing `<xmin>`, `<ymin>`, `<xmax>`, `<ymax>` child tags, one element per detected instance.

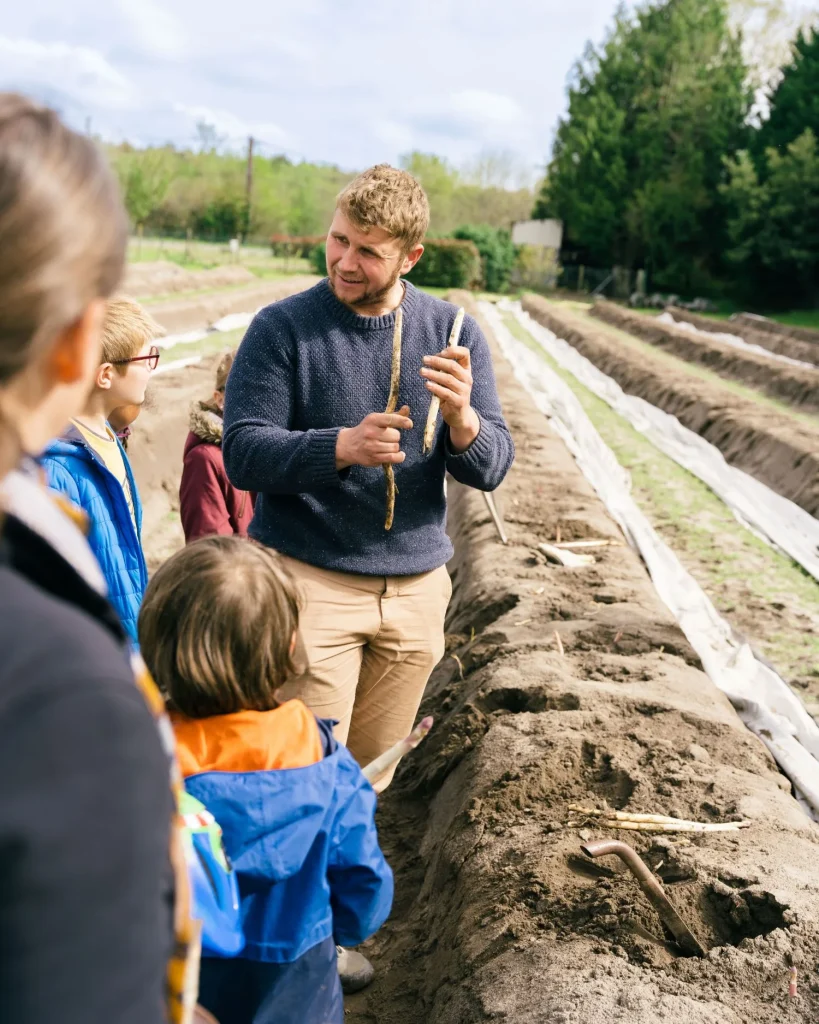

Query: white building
<box><xmin>511</xmin><ymin>219</ymin><xmax>563</xmax><ymax>250</ymax></box>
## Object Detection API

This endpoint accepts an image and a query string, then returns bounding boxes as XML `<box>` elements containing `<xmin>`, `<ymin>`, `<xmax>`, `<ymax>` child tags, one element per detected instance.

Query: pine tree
<box><xmin>757</xmin><ymin>26</ymin><xmax>819</xmax><ymax>155</ymax></box>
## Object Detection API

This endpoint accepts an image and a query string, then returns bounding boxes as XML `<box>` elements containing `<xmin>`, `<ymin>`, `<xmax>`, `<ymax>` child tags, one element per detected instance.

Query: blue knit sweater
<box><xmin>223</xmin><ymin>280</ymin><xmax>514</xmax><ymax>576</ymax></box>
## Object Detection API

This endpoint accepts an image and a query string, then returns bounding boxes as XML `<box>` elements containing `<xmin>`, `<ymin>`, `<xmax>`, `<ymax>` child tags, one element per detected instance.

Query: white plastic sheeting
<box><xmin>481</xmin><ymin>300</ymin><xmax>819</xmax><ymax>817</ymax></box>
<box><xmin>158</xmin><ymin>310</ymin><xmax>258</xmax><ymax>351</ymax></box>
<box><xmin>506</xmin><ymin>303</ymin><xmax>819</xmax><ymax>584</ymax></box>
<box><xmin>659</xmin><ymin>312</ymin><xmax>819</xmax><ymax>371</ymax></box>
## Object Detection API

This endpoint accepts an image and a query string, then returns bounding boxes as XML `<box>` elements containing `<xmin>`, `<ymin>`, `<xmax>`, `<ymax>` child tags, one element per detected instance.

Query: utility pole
<box><xmin>245</xmin><ymin>135</ymin><xmax>254</xmax><ymax>239</ymax></box>
<box><xmin>85</xmin><ymin>116</ymin><xmax>92</xmax><ymax>137</ymax></box>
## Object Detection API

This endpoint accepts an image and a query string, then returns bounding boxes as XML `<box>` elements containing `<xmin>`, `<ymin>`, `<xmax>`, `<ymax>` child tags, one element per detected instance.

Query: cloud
<box><xmin>117</xmin><ymin>0</ymin><xmax>186</xmax><ymax>59</ymax></box>
<box><xmin>0</xmin><ymin>36</ymin><xmax>136</xmax><ymax>110</ymax></box>
<box><xmin>173</xmin><ymin>103</ymin><xmax>291</xmax><ymax>149</ymax></box>
<box><xmin>449</xmin><ymin>90</ymin><xmax>527</xmax><ymax>127</ymax></box>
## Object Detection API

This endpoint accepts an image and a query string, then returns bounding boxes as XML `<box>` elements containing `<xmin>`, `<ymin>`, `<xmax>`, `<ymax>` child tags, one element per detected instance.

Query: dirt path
<box><xmin>523</xmin><ymin>295</ymin><xmax>819</xmax><ymax>518</ymax></box>
<box><xmin>344</xmin><ymin>294</ymin><xmax>819</xmax><ymax>1024</ymax></box>
<box><xmin>591</xmin><ymin>301</ymin><xmax>819</xmax><ymax>412</ymax></box>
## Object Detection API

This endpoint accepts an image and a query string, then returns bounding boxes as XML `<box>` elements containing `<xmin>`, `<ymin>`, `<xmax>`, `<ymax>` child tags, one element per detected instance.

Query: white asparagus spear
<box><xmin>362</xmin><ymin>716</ymin><xmax>434</xmax><ymax>783</ymax></box>
<box><xmin>601</xmin><ymin>820</ymin><xmax>751</xmax><ymax>833</ymax></box>
<box><xmin>423</xmin><ymin>307</ymin><xmax>465</xmax><ymax>454</ymax></box>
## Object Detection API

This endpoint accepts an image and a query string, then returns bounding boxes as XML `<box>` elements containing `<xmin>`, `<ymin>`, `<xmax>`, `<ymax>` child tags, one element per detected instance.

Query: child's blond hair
<box><xmin>336</xmin><ymin>164</ymin><xmax>430</xmax><ymax>251</ymax></box>
<box><xmin>102</xmin><ymin>295</ymin><xmax>165</xmax><ymax>368</ymax></box>
<box><xmin>138</xmin><ymin>536</ymin><xmax>302</xmax><ymax>718</ymax></box>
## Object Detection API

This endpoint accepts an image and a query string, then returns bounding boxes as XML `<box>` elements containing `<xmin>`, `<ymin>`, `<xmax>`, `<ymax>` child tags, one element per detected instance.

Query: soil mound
<box><xmin>149</xmin><ymin>275</ymin><xmax>319</xmax><ymax>334</ymax></box>
<box><xmin>123</xmin><ymin>260</ymin><xmax>255</xmax><ymax>298</ymax></box>
<box><xmin>523</xmin><ymin>295</ymin><xmax>819</xmax><ymax>517</ymax></box>
<box><xmin>668</xmin><ymin>308</ymin><xmax>819</xmax><ymax>366</ymax></box>
<box><xmin>346</xmin><ymin>295</ymin><xmax>819</xmax><ymax>1024</ymax></box>
<box><xmin>733</xmin><ymin>313</ymin><xmax>819</xmax><ymax>349</ymax></box>
<box><xmin>591</xmin><ymin>300</ymin><xmax>819</xmax><ymax>411</ymax></box>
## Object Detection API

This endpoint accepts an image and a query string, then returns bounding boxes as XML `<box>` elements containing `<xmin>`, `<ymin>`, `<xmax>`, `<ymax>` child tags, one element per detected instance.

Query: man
<box><xmin>223</xmin><ymin>165</ymin><xmax>514</xmax><ymax>986</ymax></box>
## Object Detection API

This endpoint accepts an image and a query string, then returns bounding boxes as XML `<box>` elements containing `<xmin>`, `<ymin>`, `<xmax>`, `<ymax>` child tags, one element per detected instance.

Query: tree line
<box><xmin>534</xmin><ymin>0</ymin><xmax>819</xmax><ymax>309</ymax></box>
<box><xmin>107</xmin><ymin>143</ymin><xmax>534</xmax><ymax>247</ymax></box>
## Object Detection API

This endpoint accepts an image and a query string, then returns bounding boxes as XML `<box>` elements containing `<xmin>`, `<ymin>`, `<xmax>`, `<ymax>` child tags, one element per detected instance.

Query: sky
<box><xmin>1</xmin><ymin>0</ymin><xmax>632</xmax><ymax>181</ymax></box>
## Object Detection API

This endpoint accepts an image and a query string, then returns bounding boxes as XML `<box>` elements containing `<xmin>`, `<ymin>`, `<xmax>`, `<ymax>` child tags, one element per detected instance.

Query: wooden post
<box><xmin>245</xmin><ymin>136</ymin><xmax>254</xmax><ymax>236</ymax></box>
<box><xmin>578</xmin><ymin>265</ymin><xmax>585</xmax><ymax>293</ymax></box>
<box><xmin>185</xmin><ymin>226</ymin><xmax>192</xmax><ymax>261</ymax></box>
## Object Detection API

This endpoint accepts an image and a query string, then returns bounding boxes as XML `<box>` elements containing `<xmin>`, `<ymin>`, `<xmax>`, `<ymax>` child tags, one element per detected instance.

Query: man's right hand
<box><xmin>336</xmin><ymin>405</ymin><xmax>413</xmax><ymax>469</ymax></box>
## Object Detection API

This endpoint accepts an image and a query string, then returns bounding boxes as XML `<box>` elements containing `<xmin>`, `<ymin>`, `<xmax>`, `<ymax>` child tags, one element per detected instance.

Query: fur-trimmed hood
<box><xmin>187</xmin><ymin>401</ymin><xmax>223</xmax><ymax>449</ymax></box>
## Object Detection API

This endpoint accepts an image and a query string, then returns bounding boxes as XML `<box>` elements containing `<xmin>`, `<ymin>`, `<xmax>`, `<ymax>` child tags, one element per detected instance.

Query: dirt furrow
<box><xmin>590</xmin><ymin>300</ymin><xmax>819</xmax><ymax>412</ymax></box>
<box><xmin>522</xmin><ymin>295</ymin><xmax>819</xmax><ymax>518</ymax></box>
<box><xmin>345</xmin><ymin>294</ymin><xmax>819</xmax><ymax>1024</ymax></box>
<box><xmin>668</xmin><ymin>308</ymin><xmax>819</xmax><ymax>366</ymax></box>
<box><xmin>732</xmin><ymin>313</ymin><xmax>819</xmax><ymax>349</ymax></box>
<box><xmin>149</xmin><ymin>275</ymin><xmax>319</xmax><ymax>334</ymax></box>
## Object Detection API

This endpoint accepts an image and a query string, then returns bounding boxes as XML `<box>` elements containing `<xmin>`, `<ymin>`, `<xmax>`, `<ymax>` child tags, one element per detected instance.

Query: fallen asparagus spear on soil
<box><xmin>568</xmin><ymin>805</ymin><xmax>751</xmax><ymax>833</ymax></box>
<box><xmin>362</xmin><ymin>716</ymin><xmax>434</xmax><ymax>783</ymax></box>
<box><xmin>538</xmin><ymin>542</ymin><xmax>595</xmax><ymax>567</ymax></box>
<box><xmin>383</xmin><ymin>307</ymin><xmax>403</xmax><ymax>531</ymax></box>
<box><xmin>423</xmin><ymin>306</ymin><xmax>465</xmax><ymax>454</ymax></box>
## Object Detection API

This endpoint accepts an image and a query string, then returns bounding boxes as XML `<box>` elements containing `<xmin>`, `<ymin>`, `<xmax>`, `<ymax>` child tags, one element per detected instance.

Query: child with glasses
<box><xmin>41</xmin><ymin>296</ymin><xmax>163</xmax><ymax>644</ymax></box>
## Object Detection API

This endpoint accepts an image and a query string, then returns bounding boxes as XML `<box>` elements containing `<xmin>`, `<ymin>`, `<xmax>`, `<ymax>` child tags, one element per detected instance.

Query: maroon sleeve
<box><xmin>180</xmin><ymin>446</ymin><xmax>233</xmax><ymax>543</ymax></box>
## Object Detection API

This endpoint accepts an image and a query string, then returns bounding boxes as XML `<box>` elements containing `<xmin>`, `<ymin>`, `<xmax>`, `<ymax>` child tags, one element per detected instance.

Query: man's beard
<box><xmin>330</xmin><ymin>263</ymin><xmax>403</xmax><ymax>308</ymax></box>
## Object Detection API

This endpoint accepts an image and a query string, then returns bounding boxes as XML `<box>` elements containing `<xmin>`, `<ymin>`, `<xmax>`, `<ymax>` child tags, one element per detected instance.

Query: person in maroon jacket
<box><xmin>180</xmin><ymin>351</ymin><xmax>254</xmax><ymax>542</ymax></box>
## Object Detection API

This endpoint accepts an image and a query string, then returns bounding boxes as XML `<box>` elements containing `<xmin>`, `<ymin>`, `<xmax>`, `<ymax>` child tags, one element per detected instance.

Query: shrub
<box><xmin>310</xmin><ymin>242</ymin><xmax>327</xmax><ymax>275</ymax></box>
<box><xmin>407</xmin><ymin>238</ymin><xmax>481</xmax><ymax>289</ymax></box>
<box><xmin>270</xmin><ymin>234</ymin><xmax>325</xmax><ymax>257</ymax></box>
<box><xmin>452</xmin><ymin>224</ymin><xmax>516</xmax><ymax>292</ymax></box>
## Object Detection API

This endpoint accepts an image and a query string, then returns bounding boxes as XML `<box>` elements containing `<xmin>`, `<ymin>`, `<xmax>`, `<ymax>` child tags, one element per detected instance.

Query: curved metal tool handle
<box><xmin>582</xmin><ymin>839</ymin><xmax>706</xmax><ymax>957</ymax></box>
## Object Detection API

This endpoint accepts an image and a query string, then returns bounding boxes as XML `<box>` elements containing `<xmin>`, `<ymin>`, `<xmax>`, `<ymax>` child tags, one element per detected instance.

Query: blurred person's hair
<box><xmin>139</xmin><ymin>536</ymin><xmax>302</xmax><ymax>719</ymax></box>
<box><xmin>0</xmin><ymin>93</ymin><xmax>128</xmax><ymax>477</ymax></box>
<box><xmin>336</xmin><ymin>164</ymin><xmax>430</xmax><ymax>252</ymax></box>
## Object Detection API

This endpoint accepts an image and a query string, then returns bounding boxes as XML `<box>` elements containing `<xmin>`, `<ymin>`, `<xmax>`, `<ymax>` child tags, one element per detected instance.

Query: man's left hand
<box><xmin>421</xmin><ymin>346</ymin><xmax>480</xmax><ymax>452</ymax></box>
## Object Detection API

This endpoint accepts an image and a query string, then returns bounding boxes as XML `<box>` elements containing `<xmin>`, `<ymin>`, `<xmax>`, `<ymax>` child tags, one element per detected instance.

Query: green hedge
<box><xmin>310</xmin><ymin>242</ymin><xmax>327</xmax><ymax>275</ymax></box>
<box><xmin>310</xmin><ymin>237</ymin><xmax>481</xmax><ymax>289</ymax></box>
<box><xmin>452</xmin><ymin>224</ymin><xmax>516</xmax><ymax>293</ymax></box>
<box><xmin>407</xmin><ymin>239</ymin><xmax>481</xmax><ymax>289</ymax></box>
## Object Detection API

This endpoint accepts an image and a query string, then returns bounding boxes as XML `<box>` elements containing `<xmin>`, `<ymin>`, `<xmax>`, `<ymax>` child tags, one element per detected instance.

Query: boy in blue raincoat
<box><xmin>138</xmin><ymin>535</ymin><xmax>394</xmax><ymax>1024</ymax></box>
<box><xmin>41</xmin><ymin>297</ymin><xmax>162</xmax><ymax>643</ymax></box>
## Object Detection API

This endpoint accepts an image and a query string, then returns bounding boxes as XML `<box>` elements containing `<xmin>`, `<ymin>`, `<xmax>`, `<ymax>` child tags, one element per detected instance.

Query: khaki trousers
<box><xmin>278</xmin><ymin>557</ymin><xmax>452</xmax><ymax>792</ymax></box>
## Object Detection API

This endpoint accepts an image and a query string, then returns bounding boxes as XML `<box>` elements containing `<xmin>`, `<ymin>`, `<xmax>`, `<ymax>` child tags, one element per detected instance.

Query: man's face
<box><xmin>326</xmin><ymin>209</ymin><xmax>423</xmax><ymax>308</ymax></box>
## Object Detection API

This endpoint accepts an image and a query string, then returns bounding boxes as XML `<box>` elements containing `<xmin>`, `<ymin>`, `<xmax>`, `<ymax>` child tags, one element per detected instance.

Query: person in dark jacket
<box><xmin>0</xmin><ymin>92</ymin><xmax>197</xmax><ymax>1024</ymax></box>
<box><xmin>180</xmin><ymin>351</ymin><xmax>254</xmax><ymax>543</ymax></box>
<box><xmin>139</xmin><ymin>536</ymin><xmax>394</xmax><ymax>1024</ymax></box>
<box><xmin>41</xmin><ymin>296</ymin><xmax>162</xmax><ymax>644</ymax></box>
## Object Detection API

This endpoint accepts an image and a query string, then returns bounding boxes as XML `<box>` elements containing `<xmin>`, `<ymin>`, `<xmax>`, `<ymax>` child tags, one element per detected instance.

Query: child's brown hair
<box><xmin>138</xmin><ymin>536</ymin><xmax>301</xmax><ymax>718</ymax></box>
<box><xmin>102</xmin><ymin>295</ymin><xmax>164</xmax><ymax>369</ymax></box>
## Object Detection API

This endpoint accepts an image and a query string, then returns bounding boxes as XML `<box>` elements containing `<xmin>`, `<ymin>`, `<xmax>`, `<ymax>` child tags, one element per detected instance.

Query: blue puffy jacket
<box><xmin>172</xmin><ymin>699</ymin><xmax>394</xmax><ymax>1024</ymax></box>
<box><xmin>40</xmin><ymin>426</ymin><xmax>147</xmax><ymax>644</ymax></box>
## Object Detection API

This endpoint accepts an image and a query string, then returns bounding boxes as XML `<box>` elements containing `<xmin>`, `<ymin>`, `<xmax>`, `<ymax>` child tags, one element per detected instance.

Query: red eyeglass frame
<box><xmin>113</xmin><ymin>345</ymin><xmax>161</xmax><ymax>371</ymax></box>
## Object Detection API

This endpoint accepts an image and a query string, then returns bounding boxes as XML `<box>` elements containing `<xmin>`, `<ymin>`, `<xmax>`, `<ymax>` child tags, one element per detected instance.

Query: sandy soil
<box><xmin>523</xmin><ymin>295</ymin><xmax>819</xmax><ymax>518</ymax></box>
<box><xmin>669</xmin><ymin>308</ymin><xmax>819</xmax><ymax>365</ymax></box>
<box><xmin>343</xmin><ymin>294</ymin><xmax>819</xmax><ymax>1024</ymax></box>
<box><xmin>592</xmin><ymin>301</ymin><xmax>819</xmax><ymax>412</ymax></box>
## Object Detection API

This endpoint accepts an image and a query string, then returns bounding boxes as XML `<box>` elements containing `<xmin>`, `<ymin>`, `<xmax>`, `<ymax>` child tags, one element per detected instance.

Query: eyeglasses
<box><xmin>113</xmin><ymin>345</ymin><xmax>160</xmax><ymax>371</ymax></box>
